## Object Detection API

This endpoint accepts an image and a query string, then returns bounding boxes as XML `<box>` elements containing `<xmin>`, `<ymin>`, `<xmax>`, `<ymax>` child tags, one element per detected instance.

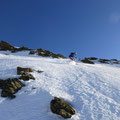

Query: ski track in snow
<box><xmin>0</xmin><ymin>52</ymin><xmax>120</xmax><ymax>120</ymax></box>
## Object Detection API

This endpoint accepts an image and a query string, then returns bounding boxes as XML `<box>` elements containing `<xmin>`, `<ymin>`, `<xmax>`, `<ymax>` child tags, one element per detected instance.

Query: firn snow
<box><xmin>0</xmin><ymin>51</ymin><xmax>120</xmax><ymax>120</ymax></box>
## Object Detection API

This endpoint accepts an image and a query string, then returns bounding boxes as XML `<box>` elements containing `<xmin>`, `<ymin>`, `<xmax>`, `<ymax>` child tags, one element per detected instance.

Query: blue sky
<box><xmin>0</xmin><ymin>0</ymin><xmax>120</xmax><ymax>59</ymax></box>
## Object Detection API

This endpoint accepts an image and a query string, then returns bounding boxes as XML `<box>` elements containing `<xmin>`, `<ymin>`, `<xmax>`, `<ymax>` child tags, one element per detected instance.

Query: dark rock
<box><xmin>19</xmin><ymin>73</ymin><xmax>35</xmax><ymax>81</ymax></box>
<box><xmin>51</xmin><ymin>54</ymin><xmax>59</xmax><ymax>58</ymax></box>
<box><xmin>52</xmin><ymin>54</ymin><xmax>66</xmax><ymax>59</ymax></box>
<box><xmin>81</xmin><ymin>58</ymin><xmax>94</xmax><ymax>64</ymax></box>
<box><xmin>112</xmin><ymin>61</ymin><xmax>119</xmax><ymax>64</ymax></box>
<box><xmin>37</xmin><ymin>48</ymin><xmax>46</xmax><ymax>52</ymax></box>
<box><xmin>111</xmin><ymin>59</ymin><xmax>118</xmax><ymax>61</ymax></box>
<box><xmin>29</xmin><ymin>50</ymin><xmax>37</xmax><ymax>55</ymax></box>
<box><xmin>17</xmin><ymin>67</ymin><xmax>35</xmax><ymax>81</ymax></box>
<box><xmin>50</xmin><ymin>97</ymin><xmax>75</xmax><ymax>119</ymax></box>
<box><xmin>0</xmin><ymin>40</ymin><xmax>31</xmax><ymax>52</ymax></box>
<box><xmin>37</xmin><ymin>49</ymin><xmax>53</xmax><ymax>57</ymax></box>
<box><xmin>11</xmin><ymin>46</ymin><xmax>31</xmax><ymax>53</ymax></box>
<box><xmin>57</xmin><ymin>54</ymin><xmax>66</xmax><ymax>59</ymax></box>
<box><xmin>0</xmin><ymin>41</ymin><xmax>66</xmax><ymax>58</ymax></box>
<box><xmin>11</xmin><ymin>49</ymin><xmax>17</xmax><ymax>53</ymax></box>
<box><xmin>37</xmin><ymin>70</ymin><xmax>44</xmax><ymax>73</ymax></box>
<box><xmin>17</xmin><ymin>67</ymin><xmax>34</xmax><ymax>75</ymax></box>
<box><xmin>0</xmin><ymin>40</ymin><xmax>15</xmax><ymax>50</ymax></box>
<box><xmin>99</xmin><ymin>59</ymin><xmax>110</xmax><ymax>64</ymax></box>
<box><xmin>110</xmin><ymin>59</ymin><xmax>120</xmax><ymax>64</ymax></box>
<box><xmin>32</xmin><ymin>87</ymin><xmax>36</xmax><ymax>89</ymax></box>
<box><xmin>59</xmin><ymin>109</ymin><xmax>72</xmax><ymax>119</ymax></box>
<box><xmin>29</xmin><ymin>48</ymin><xmax>66</xmax><ymax>59</ymax></box>
<box><xmin>1</xmin><ymin>90</ymin><xmax>16</xmax><ymax>98</ymax></box>
<box><xmin>0</xmin><ymin>78</ymin><xmax>25</xmax><ymax>98</ymax></box>
<box><xmin>19</xmin><ymin>46</ymin><xmax>30</xmax><ymax>51</ymax></box>
<box><xmin>88</xmin><ymin>57</ymin><xmax>98</xmax><ymax>60</ymax></box>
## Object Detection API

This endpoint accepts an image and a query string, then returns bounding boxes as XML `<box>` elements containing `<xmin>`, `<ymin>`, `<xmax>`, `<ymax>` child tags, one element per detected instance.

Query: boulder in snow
<box><xmin>98</xmin><ymin>59</ymin><xmax>110</xmax><ymax>64</ymax></box>
<box><xmin>81</xmin><ymin>58</ymin><xmax>94</xmax><ymax>64</ymax></box>
<box><xmin>19</xmin><ymin>72</ymin><xmax>35</xmax><ymax>81</ymax></box>
<box><xmin>50</xmin><ymin>97</ymin><xmax>75</xmax><ymax>119</ymax></box>
<box><xmin>17</xmin><ymin>67</ymin><xmax>34</xmax><ymax>75</ymax></box>
<box><xmin>0</xmin><ymin>78</ymin><xmax>25</xmax><ymax>98</ymax></box>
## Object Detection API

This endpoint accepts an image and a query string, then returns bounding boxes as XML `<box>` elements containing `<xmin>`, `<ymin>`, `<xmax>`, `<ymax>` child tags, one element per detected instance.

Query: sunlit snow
<box><xmin>0</xmin><ymin>51</ymin><xmax>120</xmax><ymax>120</ymax></box>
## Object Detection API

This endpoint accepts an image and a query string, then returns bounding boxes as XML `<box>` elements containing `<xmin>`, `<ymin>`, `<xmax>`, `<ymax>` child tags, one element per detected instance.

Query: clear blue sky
<box><xmin>0</xmin><ymin>0</ymin><xmax>120</xmax><ymax>59</ymax></box>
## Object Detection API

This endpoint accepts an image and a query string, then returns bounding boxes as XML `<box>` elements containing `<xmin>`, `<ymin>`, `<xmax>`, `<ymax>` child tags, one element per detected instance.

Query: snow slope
<box><xmin>0</xmin><ymin>51</ymin><xmax>120</xmax><ymax>120</ymax></box>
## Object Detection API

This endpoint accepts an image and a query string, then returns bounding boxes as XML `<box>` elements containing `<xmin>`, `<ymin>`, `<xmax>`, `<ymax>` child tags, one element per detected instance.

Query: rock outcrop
<box><xmin>88</xmin><ymin>57</ymin><xmax>98</xmax><ymax>60</ymax></box>
<box><xmin>81</xmin><ymin>57</ymin><xmax>120</xmax><ymax>65</ymax></box>
<box><xmin>81</xmin><ymin>58</ymin><xmax>94</xmax><ymax>64</ymax></box>
<box><xmin>17</xmin><ymin>67</ymin><xmax>35</xmax><ymax>81</ymax></box>
<box><xmin>0</xmin><ymin>66</ymin><xmax>38</xmax><ymax>98</ymax></box>
<box><xmin>17</xmin><ymin>67</ymin><xmax>34</xmax><ymax>75</ymax></box>
<box><xmin>98</xmin><ymin>59</ymin><xmax>110</xmax><ymax>64</ymax></box>
<box><xmin>0</xmin><ymin>40</ymin><xmax>15</xmax><ymax>51</ymax></box>
<box><xmin>0</xmin><ymin>40</ymin><xmax>30</xmax><ymax>52</ymax></box>
<box><xmin>29</xmin><ymin>48</ymin><xmax>66</xmax><ymax>59</ymax></box>
<box><xmin>50</xmin><ymin>97</ymin><xmax>75</xmax><ymax>119</ymax></box>
<box><xmin>11</xmin><ymin>46</ymin><xmax>30</xmax><ymax>53</ymax></box>
<box><xmin>19</xmin><ymin>72</ymin><xmax>35</xmax><ymax>81</ymax></box>
<box><xmin>0</xmin><ymin>40</ymin><xmax>66</xmax><ymax>59</ymax></box>
<box><xmin>0</xmin><ymin>78</ymin><xmax>25</xmax><ymax>98</ymax></box>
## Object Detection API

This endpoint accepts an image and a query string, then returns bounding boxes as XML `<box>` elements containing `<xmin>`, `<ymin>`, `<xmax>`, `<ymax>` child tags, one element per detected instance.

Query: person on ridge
<box><xmin>69</xmin><ymin>52</ymin><xmax>77</xmax><ymax>61</ymax></box>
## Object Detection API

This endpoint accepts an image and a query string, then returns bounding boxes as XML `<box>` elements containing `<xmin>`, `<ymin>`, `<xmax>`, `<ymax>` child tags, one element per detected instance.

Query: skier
<box><xmin>69</xmin><ymin>52</ymin><xmax>77</xmax><ymax>62</ymax></box>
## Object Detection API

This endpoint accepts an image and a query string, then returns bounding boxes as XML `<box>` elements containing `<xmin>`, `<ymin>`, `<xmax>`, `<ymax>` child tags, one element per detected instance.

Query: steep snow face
<box><xmin>0</xmin><ymin>52</ymin><xmax>120</xmax><ymax>120</ymax></box>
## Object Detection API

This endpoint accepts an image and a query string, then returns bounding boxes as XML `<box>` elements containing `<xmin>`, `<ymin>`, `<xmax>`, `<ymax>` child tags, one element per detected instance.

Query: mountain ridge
<box><xmin>0</xmin><ymin>40</ymin><xmax>120</xmax><ymax>65</ymax></box>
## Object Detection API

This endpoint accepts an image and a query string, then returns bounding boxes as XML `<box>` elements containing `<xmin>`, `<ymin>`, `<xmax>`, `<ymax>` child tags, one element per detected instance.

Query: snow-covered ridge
<box><xmin>0</xmin><ymin>51</ymin><xmax>120</xmax><ymax>120</ymax></box>
<box><xmin>0</xmin><ymin>40</ymin><xmax>120</xmax><ymax>65</ymax></box>
<box><xmin>0</xmin><ymin>40</ymin><xmax>66</xmax><ymax>59</ymax></box>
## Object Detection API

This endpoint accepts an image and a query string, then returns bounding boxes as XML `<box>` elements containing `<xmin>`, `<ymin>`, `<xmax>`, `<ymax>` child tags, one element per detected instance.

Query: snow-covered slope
<box><xmin>0</xmin><ymin>51</ymin><xmax>120</xmax><ymax>120</ymax></box>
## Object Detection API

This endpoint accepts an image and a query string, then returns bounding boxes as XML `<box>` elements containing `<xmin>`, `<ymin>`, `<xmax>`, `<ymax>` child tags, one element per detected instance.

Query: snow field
<box><xmin>0</xmin><ymin>52</ymin><xmax>120</xmax><ymax>120</ymax></box>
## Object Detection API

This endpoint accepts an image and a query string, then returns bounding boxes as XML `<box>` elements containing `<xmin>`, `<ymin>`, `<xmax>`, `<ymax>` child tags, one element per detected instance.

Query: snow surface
<box><xmin>0</xmin><ymin>51</ymin><xmax>120</xmax><ymax>120</ymax></box>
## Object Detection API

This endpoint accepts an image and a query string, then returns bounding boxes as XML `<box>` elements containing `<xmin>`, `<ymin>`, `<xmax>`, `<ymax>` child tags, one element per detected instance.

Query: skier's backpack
<box><xmin>69</xmin><ymin>52</ymin><xmax>74</xmax><ymax>58</ymax></box>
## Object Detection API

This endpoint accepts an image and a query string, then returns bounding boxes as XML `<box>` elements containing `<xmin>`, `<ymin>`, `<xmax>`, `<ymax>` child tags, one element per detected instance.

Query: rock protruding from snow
<box><xmin>0</xmin><ymin>40</ymin><xmax>15</xmax><ymax>51</ymax></box>
<box><xmin>98</xmin><ymin>59</ymin><xmax>110</xmax><ymax>64</ymax></box>
<box><xmin>29</xmin><ymin>48</ymin><xmax>66</xmax><ymax>59</ymax></box>
<box><xmin>11</xmin><ymin>46</ymin><xmax>30</xmax><ymax>53</ymax></box>
<box><xmin>17</xmin><ymin>67</ymin><xmax>34</xmax><ymax>75</ymax></box>
<box><xmin>81</xmin><ymin>58</ymin><xmax>94</xmax><ymax>64</ymax></box>
<box><xmin>17</xmin><ymin>67</ymin><xmax>35</xmax><ymax>81</ymax></box>
<box><xmin>0</xmin><ymin>40</ymin><xmax>66</xmax><ymax>59</ymax></box>
<box><xmin>88</xmin><ymin>57</ymin><xmax>98</xmax><ymax>60</ymax></box>
<box><xmin>80</xmin><ymin>57</ymin><xmax>120</xmax><ymax>65</ymax></box>
<box><xmin>0</xmin><ymin>40</ymin><xmax>30</xmax><ymax>52</ymax></box>
<box><xmin>50</xmin><ymin>97</ymin><xmax>75</xmax><ymax>119</ymax></box>
<box><xmin>0</xmin><ymin>78</ymin><xmax>25</xmax><ymax>98</ymax></box>
<box><xmin>37</xmin><ymin>70</ymin><xmax>44</xmax><ymax>73</ymax></box>
<box><xmin>19</xmin><ymin>73</ymin><xmax>35</xmax><ymax>81</ymax></box>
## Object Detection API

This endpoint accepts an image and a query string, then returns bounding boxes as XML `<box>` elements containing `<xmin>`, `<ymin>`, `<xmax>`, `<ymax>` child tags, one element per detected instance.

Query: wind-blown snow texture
<box><xmin>0</xmin><ymin>51</ymin><xmax>120</xmax><ymax>120</ymax></box>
